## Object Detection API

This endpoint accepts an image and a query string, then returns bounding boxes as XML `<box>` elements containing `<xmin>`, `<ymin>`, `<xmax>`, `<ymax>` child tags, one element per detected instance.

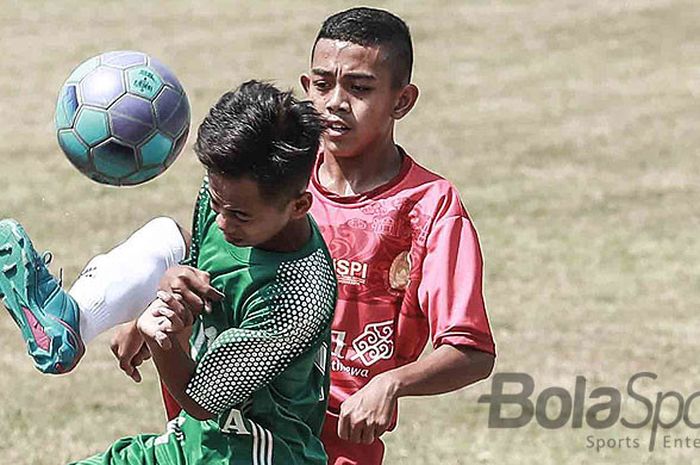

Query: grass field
<box><xmin>1</xmin><ymin>1</ymin><xmax>699</xmax><ymax>464</ymax></box>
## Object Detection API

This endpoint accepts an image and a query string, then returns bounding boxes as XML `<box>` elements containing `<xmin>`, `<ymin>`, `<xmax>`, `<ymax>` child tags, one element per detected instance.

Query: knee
<box><xmin>135</xmin><ymin>217</ymin><xmax>189</xmax><ymax>261</ymax></box>
<box><xmin>144</xmin><ymin>216</ymin><xmax>181</xmax><ymax>233</ymax></box>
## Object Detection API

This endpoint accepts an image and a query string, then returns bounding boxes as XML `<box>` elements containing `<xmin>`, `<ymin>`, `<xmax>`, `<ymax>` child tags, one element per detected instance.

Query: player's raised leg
<box><xmin>69</xmin><ymin>216</ymin><xmax>187</xmax><ymax>345</ymax></box>
<box><xmin>0</xmin><ymin>216</ymin><xmax>187</xmax><ymax>374</ymax></box>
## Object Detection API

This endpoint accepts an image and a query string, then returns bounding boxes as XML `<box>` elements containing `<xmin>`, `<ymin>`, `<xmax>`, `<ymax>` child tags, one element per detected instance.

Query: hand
<box><xmin>338</xmin><ymin>373</ymin><xmax>400</xmax><ymax>444</ymax></box>
<box><xmin>137</xmin><ymin>298</ymin><xmax>187</xmax><ymax>350</ymax></box>
<box><xmin>110</xmin><ymin>321</ymin><xmax>150</xmax><ymax>383</ymax></box>
<box><xmin>155</xmin><ymin>290</ymin><xmax>192</xmax><ymax>331</ymax></box>
<box><xmin>159</xmin><ymin>265</ymin><xmax>224</xmax><ymax>318</ymax></box>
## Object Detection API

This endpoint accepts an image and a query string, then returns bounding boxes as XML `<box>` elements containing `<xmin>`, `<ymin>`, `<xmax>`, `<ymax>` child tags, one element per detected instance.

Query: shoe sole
<box><xmin>0</xmin><ymin>219</ymin><xmax>84</xmax><ymax>374</ymax></box>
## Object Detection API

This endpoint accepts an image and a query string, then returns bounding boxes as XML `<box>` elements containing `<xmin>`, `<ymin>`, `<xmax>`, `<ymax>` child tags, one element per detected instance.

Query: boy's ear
<box><xmin>392</xmin><ymin>83</ymin><xmax>419</xmax><ymax>120</ymax></box>
<box><xmin>289</xmin><ymin>191</ymin><xmax>313</xmax><ymax>219</ymax></box>
<box><xmin>300</xmin><ymin>74</ymin><xmax>311</xmax><ymax>95</ymax></box>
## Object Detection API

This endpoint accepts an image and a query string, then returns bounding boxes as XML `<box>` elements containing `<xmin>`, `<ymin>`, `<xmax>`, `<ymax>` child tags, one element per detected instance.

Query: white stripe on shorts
<box><xmin>249</xmin><ymin>420</ymin><xmax>274</xmax><ymax>465</ymax></box>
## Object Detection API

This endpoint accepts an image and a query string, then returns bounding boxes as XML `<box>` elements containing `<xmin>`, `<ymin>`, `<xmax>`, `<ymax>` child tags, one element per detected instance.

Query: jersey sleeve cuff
<box><xmin>434</xmin><ymin>333</ymin><xmax>496</xmax><ymax>355</ymax></box>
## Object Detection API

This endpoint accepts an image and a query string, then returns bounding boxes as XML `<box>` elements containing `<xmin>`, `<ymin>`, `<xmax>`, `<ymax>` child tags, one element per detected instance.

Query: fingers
<box><xmin>184</xmin><ymin>267</ymin><xmax>224</xmax><ymax>302</ymax></box>
<box><xmin>337</xmin><ymin>402</ymin><xmax>384</xmax><ymax>444</ymax></box>
<box><xmin>128</xmin><ymin>344</ymin><xmax>152</xmax><ymax>383</ymax></box>
<box><xmin>348</xmin><ymin>420</ymin><xmax>364</xmax><ymax>444</ymax></box>
<box><xmin>110</xmin><ymin>322</ymin><xmax>148</xmax><ymax>383</ymax></box>
<box><xmin>156</xmin><ymin>314</ymin><xmax>185</xmax><ymax>334</ymax></box>
<box><xmin>174</xmin><ymin>287</ymin><xmax>206</xmax><ymax>315</ymax></box>
<box><xmin>203</xmin><ymin>285</ymin><xmax>225</xmax><ymax>302</ymax></box>
<box><xmin>375</xmin><ymin>422</ymin><xmax>389</xmax><ymax>439</ymax></box>
<box><xmin>130</xmin><ymin>367</ymin><xmax>142</xmax><ymax>383</ymax></box>
<box><xmin>164</xmin><ymin>292</ymin><xmax>194</xmax><ymax>325</ymax></box>
<box><xmin>160</xmin><ymin>266</ymin><xmax>224</xmax><ymax>316</ymax></box>
<box><xmin>342</xmin><ymin>420</ymin><xmax>380</xmax><ymax>444</ymax></box>
<box><xmin>155</xmin><ymin>294</ymin><xmax>187</xmax><ymax>330</ymax></box>
<box><xmin>133</xmin><ymin>344</ymin><xmax>151</xmax><ymax>364</ymax></box>
<box><xmin>154</xmin><ymin>329</ymin><xmax>172</xmax><ymax>350</ymax></box>
<box><xmin>359</xmin><ymin>424</ymin><xmax>376</xmax><ymax>445</ymax></box>
<box><xmin>154</xmin><ymin>313</ymin><xmax>175</xmax><ymax>350</ymax></box>
<box><xmin>154</xmin><ymin>306</ymin><xmax>182</xmax><ymax>328</ymax></box>
<box><xmin>338</xmin><ymin>414</ymin><xmax>370</xmax><ymax>444</ymax></box>
<box><xmin>117</xmin><ymin>349</ymin><xmax>140</xmax><ymax>382</ymax></box>
<box><xmin>110</xmin><ymin>337</ymin><xmax>120</xmax><ymax>360</ymax></box>
<box><xmin>338</xmin><ymin>410</ymin><xmax>351</xmax><ymax>441</ymax></box>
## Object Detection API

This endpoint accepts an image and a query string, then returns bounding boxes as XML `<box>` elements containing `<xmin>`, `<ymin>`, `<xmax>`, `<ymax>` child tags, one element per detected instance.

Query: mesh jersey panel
<box><xmin>186</xmin><ymin>248</ymin><xmax>336</xmax><ymax>414</ymax></box>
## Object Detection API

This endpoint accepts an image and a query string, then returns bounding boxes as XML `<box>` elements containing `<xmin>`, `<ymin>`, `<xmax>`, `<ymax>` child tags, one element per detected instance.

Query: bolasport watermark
<box><xmin>477</xmin><ymin>372</ymin><xmax>700</xmax><ymax>453</ymax></box>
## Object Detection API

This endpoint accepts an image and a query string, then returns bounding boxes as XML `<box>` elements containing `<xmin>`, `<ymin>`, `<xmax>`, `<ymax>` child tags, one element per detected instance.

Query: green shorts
<box><xmin>69</xmin><ymin>413</ymin><xmax>283</xmax><ymax>465</ymax></box>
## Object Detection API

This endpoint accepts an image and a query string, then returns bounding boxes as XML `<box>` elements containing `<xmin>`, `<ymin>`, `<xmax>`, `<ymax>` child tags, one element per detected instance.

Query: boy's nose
<box><xmin>326</xmin><ymin>86</ymin><xmax>349</xmax><ymax>113</ymax></box>
<box><xmin>215</xmin><ymin>213</ymin><xmax>227</xmax><ymax>231</ymax></box>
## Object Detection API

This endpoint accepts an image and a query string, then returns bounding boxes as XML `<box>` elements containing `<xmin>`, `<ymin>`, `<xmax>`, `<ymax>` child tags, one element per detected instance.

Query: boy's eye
<box><xmin>351</xmin><ymin>85</ymin><xmax>371</xmax><ymax>93</ymax></box>
<box><xmin>313</xmin><ymin>80</ymin><xmax>330</xmax><ymax>90</ymax></box>
<box><xmin>210</xmin><ymin>198</ymin><xmax>250</xmax><ymax>222</ymax></box>
<box><xmin>227</xmin><ymin>209</ymin><xmax>251</xmax><ymax>222</ymax></box>
<box><xmin>233</xmin><ymin>212</ymin><xmax>250</xmax><ymax>222</ymax></box>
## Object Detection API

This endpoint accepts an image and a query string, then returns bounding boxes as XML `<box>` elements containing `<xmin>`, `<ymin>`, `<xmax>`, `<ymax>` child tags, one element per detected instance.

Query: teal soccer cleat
<box><xmin>0</xmin><ymin>219</ymin><xmax>84</xmax><ymax>374</ymax></box>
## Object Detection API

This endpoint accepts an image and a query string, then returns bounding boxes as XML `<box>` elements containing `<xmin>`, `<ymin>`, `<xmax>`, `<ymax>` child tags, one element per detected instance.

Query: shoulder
<box><xmin>399</xmin><ymin>154</ymin><xmax>472</xmax><ymax>221</ymax></box>
<box><xmin>273</xmin><ymin>248</ymin><xmax>336</xmax><ymax>305</ymax></box>
<box><xmin>254</xmin><ymin>247</ymin><xmax>337</xmax><ymax>325</ymax></box>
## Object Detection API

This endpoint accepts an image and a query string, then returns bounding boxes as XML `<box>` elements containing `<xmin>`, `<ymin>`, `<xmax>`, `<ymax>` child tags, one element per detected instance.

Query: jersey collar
<box><xmin>310</xmin><ymin>146</ymin><xmax>413</xmax><ymax>204</ymax></box>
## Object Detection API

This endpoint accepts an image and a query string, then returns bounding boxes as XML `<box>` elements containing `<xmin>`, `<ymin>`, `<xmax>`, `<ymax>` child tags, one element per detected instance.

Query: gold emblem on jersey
<box><xmin>389</xmin><ymin>250</ymin><xmax>411</xmax><ymax>290</ymax></box>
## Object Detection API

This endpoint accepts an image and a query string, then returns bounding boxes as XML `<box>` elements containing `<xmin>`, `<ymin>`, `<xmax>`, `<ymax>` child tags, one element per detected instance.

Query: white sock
<box><xmin>69</xmin><ymin>217</ymin><xmax>186</xmax><ymax>344</ymax></box>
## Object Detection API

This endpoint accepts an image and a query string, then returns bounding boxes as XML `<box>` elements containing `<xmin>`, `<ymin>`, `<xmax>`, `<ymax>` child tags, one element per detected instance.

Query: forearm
<box><xmin>337</xmin><ymin>344</ymin><xmax>494</xmax><ymax>443</ymax></box>
<box><xmin>144</xmin><ymin>336</ymin><xmax>213</xmax><ymax>420</ymax></box>
<box><xmin>387</xmin><ymin>345</ymin><xmax>495</xmax><ymax>398</ymax></box>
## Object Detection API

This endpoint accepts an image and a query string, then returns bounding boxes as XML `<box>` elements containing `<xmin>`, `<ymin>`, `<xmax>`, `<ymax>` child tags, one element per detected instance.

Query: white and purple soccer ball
<box><xmin>55</xmin><ymin>51</ymin><xmax>190</xmax><ymax>186</ymax></box>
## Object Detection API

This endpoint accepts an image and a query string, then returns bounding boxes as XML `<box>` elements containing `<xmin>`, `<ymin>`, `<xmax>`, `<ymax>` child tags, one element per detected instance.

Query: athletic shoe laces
<box><xmin>39</xmin><ymin>250</ymin><xmax>63</xmax><ymax>288</ymax></box>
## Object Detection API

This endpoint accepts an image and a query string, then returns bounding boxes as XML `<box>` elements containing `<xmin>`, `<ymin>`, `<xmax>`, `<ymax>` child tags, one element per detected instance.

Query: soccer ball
<box><xmin>54</xmin><ymin>51</ymin><xmax>190</xmax><ymax>186</ymax></box>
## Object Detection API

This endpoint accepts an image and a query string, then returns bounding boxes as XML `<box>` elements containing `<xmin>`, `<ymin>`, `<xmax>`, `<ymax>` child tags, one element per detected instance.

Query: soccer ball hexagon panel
<box><xmin>54</xmin><ymin>51</ymin><xmax>190</xmax><ymax>186</ymax></box>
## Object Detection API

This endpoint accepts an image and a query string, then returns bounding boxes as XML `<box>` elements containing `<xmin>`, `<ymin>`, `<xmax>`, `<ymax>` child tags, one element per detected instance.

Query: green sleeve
<box><xmin>185</xmin><ymin>249</ymin><xmax>336</xmax><ymax>415</ymax></box>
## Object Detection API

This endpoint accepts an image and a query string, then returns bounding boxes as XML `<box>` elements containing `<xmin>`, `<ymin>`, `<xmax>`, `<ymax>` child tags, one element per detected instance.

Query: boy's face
<box><xmin>208</xmin><ymin>171</ymin><xmax>307</xmax><ymax>249</ymax></box>
<box><xmin>302</xmin><ymin>39</ymin><xmax>412</xmax><ymax>159</ymax></box>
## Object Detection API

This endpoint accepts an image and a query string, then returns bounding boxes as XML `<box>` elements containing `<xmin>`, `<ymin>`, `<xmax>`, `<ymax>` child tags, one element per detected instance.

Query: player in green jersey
<box><xmin>77</xmin><ymin>81</ymin><xmax>336</xmax><ymax>465</ymax></box>
<box><xmin>0</xmin><ymin>80</ymin><xmax>336</xmax><ymax>465</ymax></box>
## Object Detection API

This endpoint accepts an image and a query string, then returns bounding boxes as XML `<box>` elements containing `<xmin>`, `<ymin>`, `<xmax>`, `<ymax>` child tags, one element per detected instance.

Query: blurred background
<box><xmin>1</xmin><ymin>1</ymin><xmax>699</xmax><ymax>463</ymax></box>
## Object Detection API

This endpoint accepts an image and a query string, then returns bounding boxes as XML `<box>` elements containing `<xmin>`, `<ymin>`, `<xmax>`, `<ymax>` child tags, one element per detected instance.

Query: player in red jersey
<box><xmin>298</xmin><ymin>7</ymin><xmax>496</xmax><ymax>465</ymax></box>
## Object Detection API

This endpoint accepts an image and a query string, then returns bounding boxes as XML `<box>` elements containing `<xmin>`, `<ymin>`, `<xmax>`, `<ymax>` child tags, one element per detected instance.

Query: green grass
<box><xmin>1</xmin><ymin>1</ymin><xmax>699</xmax><ymax>463</ymax></box>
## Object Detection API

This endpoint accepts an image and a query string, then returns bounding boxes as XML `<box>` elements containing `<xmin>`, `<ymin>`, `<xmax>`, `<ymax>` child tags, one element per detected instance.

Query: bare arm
<box><xmin>388</xmin><ymin>345</ymin><xmax>494</xmax><ymax>397</ymax></box>
<box><xmin>338</xmin><ymin>345</ymin><xmax>494</xmax><ymax>444</ymax></box>
<box><xmin>137</xmin><ymin>300</ymin><xmax>214</xmax><ymax>420</ymax></box>
<box><xmin>144</xmin><ymin>333</ymin><xmax>213</xmax><ymax>420</ymax></box>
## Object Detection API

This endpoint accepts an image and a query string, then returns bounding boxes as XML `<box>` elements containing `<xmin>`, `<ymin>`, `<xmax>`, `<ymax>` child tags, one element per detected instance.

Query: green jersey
<box><xmin>71</xmin><ymin>181</ymin><xmax>337</xmax><ymax>465</ymax></box>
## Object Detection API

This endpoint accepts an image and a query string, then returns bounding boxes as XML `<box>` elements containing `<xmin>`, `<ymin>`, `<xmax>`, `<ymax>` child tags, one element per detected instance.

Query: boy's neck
<box><xmin>318</xmin><ymin>138</ymin><xmax>402</xmax><ymax>196</ymax></box>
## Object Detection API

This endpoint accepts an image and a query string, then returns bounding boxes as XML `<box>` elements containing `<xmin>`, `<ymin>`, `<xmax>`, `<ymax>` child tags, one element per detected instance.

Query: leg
<box><xmin>70</xmin><ymin>217</ymin><xmax>187</xmax><ymax>344</ymax></box>
<box><xmin>0</xmin><ymin>217</ymin><xmax>187</xmax><ymax>374</ymax></box>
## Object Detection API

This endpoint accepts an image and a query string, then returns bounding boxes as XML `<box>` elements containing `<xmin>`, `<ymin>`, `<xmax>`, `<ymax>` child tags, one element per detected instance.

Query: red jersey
<box><xmin>309</xmin><ymin>151</ymin><xmax>495</xmax><ymax>417</ymax></box>
<box><xmin>163</xmin><ymin>151</ymin><xmax>496</xmax><ymax>463</ymax></box>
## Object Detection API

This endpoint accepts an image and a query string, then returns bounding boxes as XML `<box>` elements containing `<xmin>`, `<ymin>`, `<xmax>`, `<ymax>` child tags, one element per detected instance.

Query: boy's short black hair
<box><xmin>313</xmin><ymin>7</ymin><xmax>413</xmax><ymax>88</ymax></box>
<box><xmin>195</xmin><ymin>80</ymin><xmax>322</xmax><ymax>203</ymax></box>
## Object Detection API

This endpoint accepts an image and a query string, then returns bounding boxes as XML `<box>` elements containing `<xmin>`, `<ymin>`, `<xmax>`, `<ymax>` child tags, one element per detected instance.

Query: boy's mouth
<box><xmin>326</xmin><ymin>118</ymin><xmax>351</xmax><ymax>137</ymax></box>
